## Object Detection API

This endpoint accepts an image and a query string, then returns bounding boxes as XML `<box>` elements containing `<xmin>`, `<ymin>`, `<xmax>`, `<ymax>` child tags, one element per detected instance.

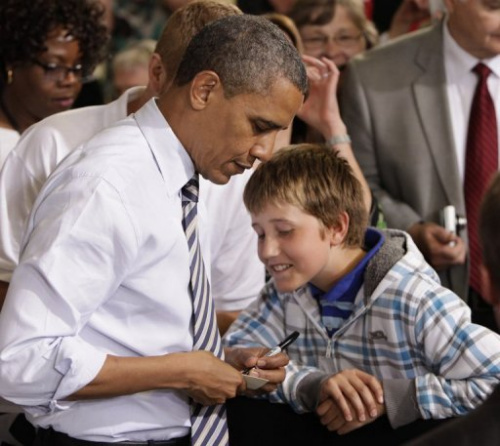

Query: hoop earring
<box><xmin>7</xmin><ymin>69</ymin><xmax>13</xmax><ymax>85</ymax></box>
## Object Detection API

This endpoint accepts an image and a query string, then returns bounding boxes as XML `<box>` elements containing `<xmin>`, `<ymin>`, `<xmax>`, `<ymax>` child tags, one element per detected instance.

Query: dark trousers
<box><xmin>227</xmin><ymin>396</ymin><xmax>451</xmax><ymax>446</ymax></box>
<box><xmin>33</xmin><ymin>427</ymin><xmax>189</xmax><ymax>446</ymax></box>
<box><xmin>469</xmin><ymin>287</ymin><xmax>498</xmax><ymax>333</ymax></box>
<box><xmin>2</xmin><ymin>413</ymin><xmax>36</xmax><ymax>446</ymax></box>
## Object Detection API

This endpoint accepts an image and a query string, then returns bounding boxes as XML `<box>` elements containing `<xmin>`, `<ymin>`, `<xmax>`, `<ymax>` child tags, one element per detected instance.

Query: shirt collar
<box><xmin>309</xmin><ymin>228</ymin><xmax>385</xmax><ymax>304</ymax></box>
<box><xmin>443</xmin><ymin>17</ymin><xmax>500</xmax><ymax>82</ymax></box>
<box><xmin>133</xmin><ymin>98</ymin><xmax>195</xmax><ymax>197</ymax></box>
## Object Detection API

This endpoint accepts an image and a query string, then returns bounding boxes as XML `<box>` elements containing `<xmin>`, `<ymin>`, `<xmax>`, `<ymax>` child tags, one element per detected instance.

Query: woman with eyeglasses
<box><xmin>283</xmin><ymin>1</ymin><xmax>384</xmax><ymax>228</ymax></box>
<box><xmin>289</xmin><ymin>0</ymin><xmax>378</xmax><ymax>70</ymax></box>
<box><xmin>0</xmin><ymin>0</ymin><xmax>109</xmax><ymax>168</ymax></box>
<box><xmin>285</xmin><ymin>0</ymin><xmax>378</xmax><ymax>147</ymax></box>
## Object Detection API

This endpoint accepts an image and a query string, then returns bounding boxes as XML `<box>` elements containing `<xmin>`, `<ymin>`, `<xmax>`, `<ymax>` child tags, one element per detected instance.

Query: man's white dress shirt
<box><xmin>0</xmin><ymin>99</ymin><xmax>204</xmax><ymax>442</ymax></box>
<box><xmin>443</xmin><ymin>21</ymin><xmax>500</xmax><ymax>181</ymax></box>
<box><xmin>0</xmin><ymin>87</ymin><xmax>263</xmax><ymax>311</ymax></box>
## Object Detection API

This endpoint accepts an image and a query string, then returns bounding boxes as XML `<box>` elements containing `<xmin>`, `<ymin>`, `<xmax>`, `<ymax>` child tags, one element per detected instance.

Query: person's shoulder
<box><xmin>34</xmin><ymin>103</ymin><xmax>109</xmax><ymax>129</ymax></box>
<box><xmin>15</xmin><ymin>104</ymin><xmax>113</xmax><ymax>155</ymax></box>
<box><xmin>373</xmin><ymin>229</ymin><xmax>446</xmax><ymax>294</ymax></box>
<box><xmin>347</xmin><ymin>24</ymin><xmax>442</xmax><ymax>75</ymax></box>
<box><xmin>0</xmin><ymin>127</ymin><xmax>20</xmax><ymax>153</ymax></box>
<box><xmin>70</xmin><ymin>115</ymin><xmax>151</xmax><ymax>181</ymax></box>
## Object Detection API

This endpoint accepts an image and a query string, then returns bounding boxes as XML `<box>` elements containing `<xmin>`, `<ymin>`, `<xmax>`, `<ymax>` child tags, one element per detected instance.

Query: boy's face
<box><xmin>251</xmin><ymin>202</ymin><xmax>337</xmax><ymax>293</ymax></box>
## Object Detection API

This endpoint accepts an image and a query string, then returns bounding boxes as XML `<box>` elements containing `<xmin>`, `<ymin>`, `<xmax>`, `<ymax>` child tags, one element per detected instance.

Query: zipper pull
<box><xmin>326</xmin><ymin>338</ymin><xmax>332</xmax><ymax>358</ymax></box>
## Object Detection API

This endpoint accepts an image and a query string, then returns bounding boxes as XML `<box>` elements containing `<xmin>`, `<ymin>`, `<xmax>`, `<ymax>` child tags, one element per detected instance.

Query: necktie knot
<box><xmin>182</xmin><ymin>175</ymin><xmax>199</xmax><ymax>204</ymax></box>
<box><xmin>473</xmin><ymin>63</ymin><xmax>492</xmax><ymax>82</ymax></box>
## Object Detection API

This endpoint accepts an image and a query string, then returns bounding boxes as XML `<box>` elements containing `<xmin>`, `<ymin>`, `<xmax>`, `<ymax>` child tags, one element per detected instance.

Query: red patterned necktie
<box><xmin>464</xmin><ymin>63</ymin><xmax>498</xmax><ymax>296</ymax></box>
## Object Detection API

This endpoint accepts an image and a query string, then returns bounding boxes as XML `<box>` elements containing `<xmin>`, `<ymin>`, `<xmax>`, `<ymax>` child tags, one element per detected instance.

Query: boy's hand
<box><xmin>317</xmin><ymin>397</ymin><xmax>386</xmax><ymax>434</ymax></box>
<box><xmin>317</xmin><ymin>369</ymin><xmax>384</xmax><ymax>423</ymax></box>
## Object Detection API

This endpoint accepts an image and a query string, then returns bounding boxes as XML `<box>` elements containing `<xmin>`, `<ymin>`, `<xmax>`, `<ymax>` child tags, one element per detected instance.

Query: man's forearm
<box><xmin>69</xmin><ymin>352</ymin><xmax>197</xmax><ymax>399</ymax></box>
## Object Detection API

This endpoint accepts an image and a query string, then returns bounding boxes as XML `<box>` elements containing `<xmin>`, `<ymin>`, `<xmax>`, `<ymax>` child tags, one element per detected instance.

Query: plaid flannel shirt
<box><xmin>223</xmin><ymin>230</ymin><xmax>500</xmax><ymax>424</ymax></box>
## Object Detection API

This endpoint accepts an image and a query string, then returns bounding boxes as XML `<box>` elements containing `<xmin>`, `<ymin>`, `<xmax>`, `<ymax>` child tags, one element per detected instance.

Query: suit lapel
<box><xmin>412</xmin><ymin>24</ymin><xmax>465</xmax><ymax>211</ymax></box>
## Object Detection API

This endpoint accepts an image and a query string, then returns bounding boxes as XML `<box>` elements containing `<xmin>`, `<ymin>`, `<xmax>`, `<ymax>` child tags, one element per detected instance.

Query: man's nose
<box><xmin>251</xmin><ymin>132</ymin><xmax>278</xmax><ymax>163</ymax></box>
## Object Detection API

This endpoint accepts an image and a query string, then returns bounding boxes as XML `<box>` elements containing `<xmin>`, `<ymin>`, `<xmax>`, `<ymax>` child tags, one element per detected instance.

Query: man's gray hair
<box><xmin>175</xmin><ymin>14</ymin><xmax>308</xmax><ymax>98</ymax></box>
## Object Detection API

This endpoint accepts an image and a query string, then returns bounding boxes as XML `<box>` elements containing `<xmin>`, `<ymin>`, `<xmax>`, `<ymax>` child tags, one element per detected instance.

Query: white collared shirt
<box><xmin>0</xmin><ymin>86</ymin><xmax>145</xmax><ymax>283</ymax></box>
<box><xmin>443</xmin><ymin>21</ymin><xmax>500</xmax><ymax>181</ymax></box>
<box><xmin>0</xmin><ymin>99</ymin><xmax>204</xmax><ymax>442</ymax></box>
<box><xmin>0</xmin><ymin>87</ymin><xmax>263</xmax><ymax>312</ymax></box>
<box><xmin>0</xmin><ymin>127</ymin><xmax>20</xmax><ymax>169</ymax></box>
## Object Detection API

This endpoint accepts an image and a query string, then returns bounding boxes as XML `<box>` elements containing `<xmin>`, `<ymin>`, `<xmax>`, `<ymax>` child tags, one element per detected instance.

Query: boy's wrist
<box><xmin>295</xmin><ymin>370</ymin><xmax>330</xmax><ymax>411</ymax></box>
<box><xmin>382</xmin><ymin>378</ymin><xmax>419</xmax><ymax>428</ymax></box>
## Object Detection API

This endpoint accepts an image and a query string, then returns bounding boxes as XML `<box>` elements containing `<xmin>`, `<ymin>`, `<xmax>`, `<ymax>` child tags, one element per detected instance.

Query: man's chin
<box><xmin>200</xmin><ymin>170</ymin><xmax>232</xmax><ymax>185</ymax></box>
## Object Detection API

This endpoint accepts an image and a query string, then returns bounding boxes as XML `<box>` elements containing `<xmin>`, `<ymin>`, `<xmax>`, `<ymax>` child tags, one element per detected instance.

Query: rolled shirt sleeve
<box><xmin>0</xmin><ymin>166</ymin><xmax>137</xmax><ymax>409</ymax></box>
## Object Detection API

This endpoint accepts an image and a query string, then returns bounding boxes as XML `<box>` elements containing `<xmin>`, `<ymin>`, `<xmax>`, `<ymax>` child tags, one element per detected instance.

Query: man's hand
<box><xmin>225</xmin><ymin>346</ymin><xmax>288</xmax><ymax>394</ymax></box>
<box><xmin>408</xmin><ymin>222</ymin><xmax>467</xmax><ymax>270</ymax></box>
<box><xmin>317</xmin><ymin>369</ymin><xmax>384</xmax><ymax>423</ymax></box>
<box><xmin>317</xmin><ymin>397</ymin><xmax>386</xmax><ymax>434</ymax></box>
<box><xmin>184</xmin><ymin>351</ymin><xmax>245</xmax><ymax>405</ymax></box>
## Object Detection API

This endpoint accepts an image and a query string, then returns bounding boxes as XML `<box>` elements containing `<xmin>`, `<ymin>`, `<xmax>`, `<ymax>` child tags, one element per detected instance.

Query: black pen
<box><xmin>264</xmin><ymin>331</ymin><xmax>300</xmax><ymax>357</ymax></box>
<box><xmin>242</xmin><ymin>331</ymin><xmax>300</xmax><ymax>374</ymax></box>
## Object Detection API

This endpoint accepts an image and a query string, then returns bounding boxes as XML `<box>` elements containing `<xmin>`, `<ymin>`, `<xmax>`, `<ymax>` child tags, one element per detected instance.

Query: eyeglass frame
<box><xmin>30</xmin><ymin>59</ymin><xmax>91</xmax><ymax>83</ymax></box>
<box><xmin>301</xmin><ymin>32</ymin><xmax>365</xmax><ymax>50</ymax></box>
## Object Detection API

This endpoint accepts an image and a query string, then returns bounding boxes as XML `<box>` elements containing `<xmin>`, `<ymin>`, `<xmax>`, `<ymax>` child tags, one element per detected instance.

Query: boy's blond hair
<box><xmin>155</xmin><ymin>0</ymin><xmax>242</xmax><ymax>86</ymax></box>
<box><xmin>244</xmin><ymin>144</ymin><xmax>368</xmax><ymax>247</ymax></box>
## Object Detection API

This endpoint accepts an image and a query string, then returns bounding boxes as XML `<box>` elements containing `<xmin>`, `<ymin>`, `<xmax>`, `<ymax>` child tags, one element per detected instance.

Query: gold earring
<box><xmin>7</xmin><ymin>69</ymin><xmax>13</xmax><ymax>85</ymax></box>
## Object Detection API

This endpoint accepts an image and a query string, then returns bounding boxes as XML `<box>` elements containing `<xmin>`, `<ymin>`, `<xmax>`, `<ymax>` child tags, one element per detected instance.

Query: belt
<box><xmin>35</xmin><ymin>427</ymin><xmax>190</xmax><ymax>446</ymax></box>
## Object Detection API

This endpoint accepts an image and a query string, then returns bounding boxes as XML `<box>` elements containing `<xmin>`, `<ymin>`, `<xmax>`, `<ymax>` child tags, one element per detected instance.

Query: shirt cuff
<box><xmin>52</xmin><ymin>337</ymin><xmax>107</xmax><ymax>403</ymax></box>
<box><xmin>295</xmin><ymin>371</ymin><xmax>330</xmax><ymax>412</ymax></box>
<box><xmin>383</xmin><ymin>378</ymin><xmax>420</xmax><ymax>428</ymax></box>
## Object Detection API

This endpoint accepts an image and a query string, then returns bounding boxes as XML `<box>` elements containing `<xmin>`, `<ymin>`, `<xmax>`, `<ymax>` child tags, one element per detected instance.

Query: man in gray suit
<box><xmin>340</xmin><ymin>0</ymin><xmax>500</xmax><ymax>328</ymax></box>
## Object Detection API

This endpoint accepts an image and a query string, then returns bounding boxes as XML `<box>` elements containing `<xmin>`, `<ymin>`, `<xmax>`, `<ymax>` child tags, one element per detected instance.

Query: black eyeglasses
<box><xmin>31</xmin><ymin>59</ymin><xmax>89</xmax><ymax>83</ymax></box>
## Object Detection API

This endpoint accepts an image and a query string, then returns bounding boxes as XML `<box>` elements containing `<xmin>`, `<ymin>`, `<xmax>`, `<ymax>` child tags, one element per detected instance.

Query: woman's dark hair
<box><xmin>0</xmin><ymin>0</ymin><xmax>109</xmax><ymax>78</ymax></box>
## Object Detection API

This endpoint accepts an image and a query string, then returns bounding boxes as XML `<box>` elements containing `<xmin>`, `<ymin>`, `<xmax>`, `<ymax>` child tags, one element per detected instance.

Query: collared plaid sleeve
<box><xmin>411</xmin><ymin>283</ymin><xmax>500</xmax><ymax>419</ymax></box>
<box><xmin>223</xmin><ymin>282</ymin><xmax>326</xmax><ymax>413</ymax></box>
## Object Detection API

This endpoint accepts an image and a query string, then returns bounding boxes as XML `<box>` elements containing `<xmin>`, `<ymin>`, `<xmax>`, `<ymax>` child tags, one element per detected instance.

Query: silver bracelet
<box><xmin>327</xmin><ymin>134</ymin><xmax>351</xmax><ymax>147</ymax></box>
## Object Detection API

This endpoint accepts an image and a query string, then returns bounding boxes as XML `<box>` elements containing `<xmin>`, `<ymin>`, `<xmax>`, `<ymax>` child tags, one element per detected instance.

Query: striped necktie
<box><xmin>181</xmin><ymin>175</ymin><xmax>229</xmax><ymax>445</ymax></box>
<box><xmin>465</xmin><ymin>63</ymin><xmax>498</xmax><ymax>297</ymax></box>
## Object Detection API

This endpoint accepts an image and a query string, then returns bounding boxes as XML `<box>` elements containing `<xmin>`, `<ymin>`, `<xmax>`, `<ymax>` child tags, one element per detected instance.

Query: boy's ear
<box><xmin>189</xmin><ymin>71</ymin><xmax>221</xmax><ymax>110</ymax></box>
<box><xmin>328</xmin><ymin>211</ymin><xmax>350</xmax><ymax>246</ymax></box>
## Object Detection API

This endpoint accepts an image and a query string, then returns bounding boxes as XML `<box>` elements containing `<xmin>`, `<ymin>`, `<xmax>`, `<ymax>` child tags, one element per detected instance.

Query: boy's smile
<box><xmin>251</xmin><ymin>202</ymin><xmax>339</xmax><ymax>293</ymax></box>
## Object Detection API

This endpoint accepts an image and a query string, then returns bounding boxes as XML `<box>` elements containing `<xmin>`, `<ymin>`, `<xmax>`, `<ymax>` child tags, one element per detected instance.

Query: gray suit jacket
<box><xmin>339</xmin><ymin>23</ymin><xmax>469</xmax><ymax>299</ymax></box>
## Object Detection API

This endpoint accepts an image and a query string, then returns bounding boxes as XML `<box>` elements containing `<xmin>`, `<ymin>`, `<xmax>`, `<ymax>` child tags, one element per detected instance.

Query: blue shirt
<box><xmin>310</xmin><ymin>228</ymin><xmax>385</xmax><ymax>337</ymax></box>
